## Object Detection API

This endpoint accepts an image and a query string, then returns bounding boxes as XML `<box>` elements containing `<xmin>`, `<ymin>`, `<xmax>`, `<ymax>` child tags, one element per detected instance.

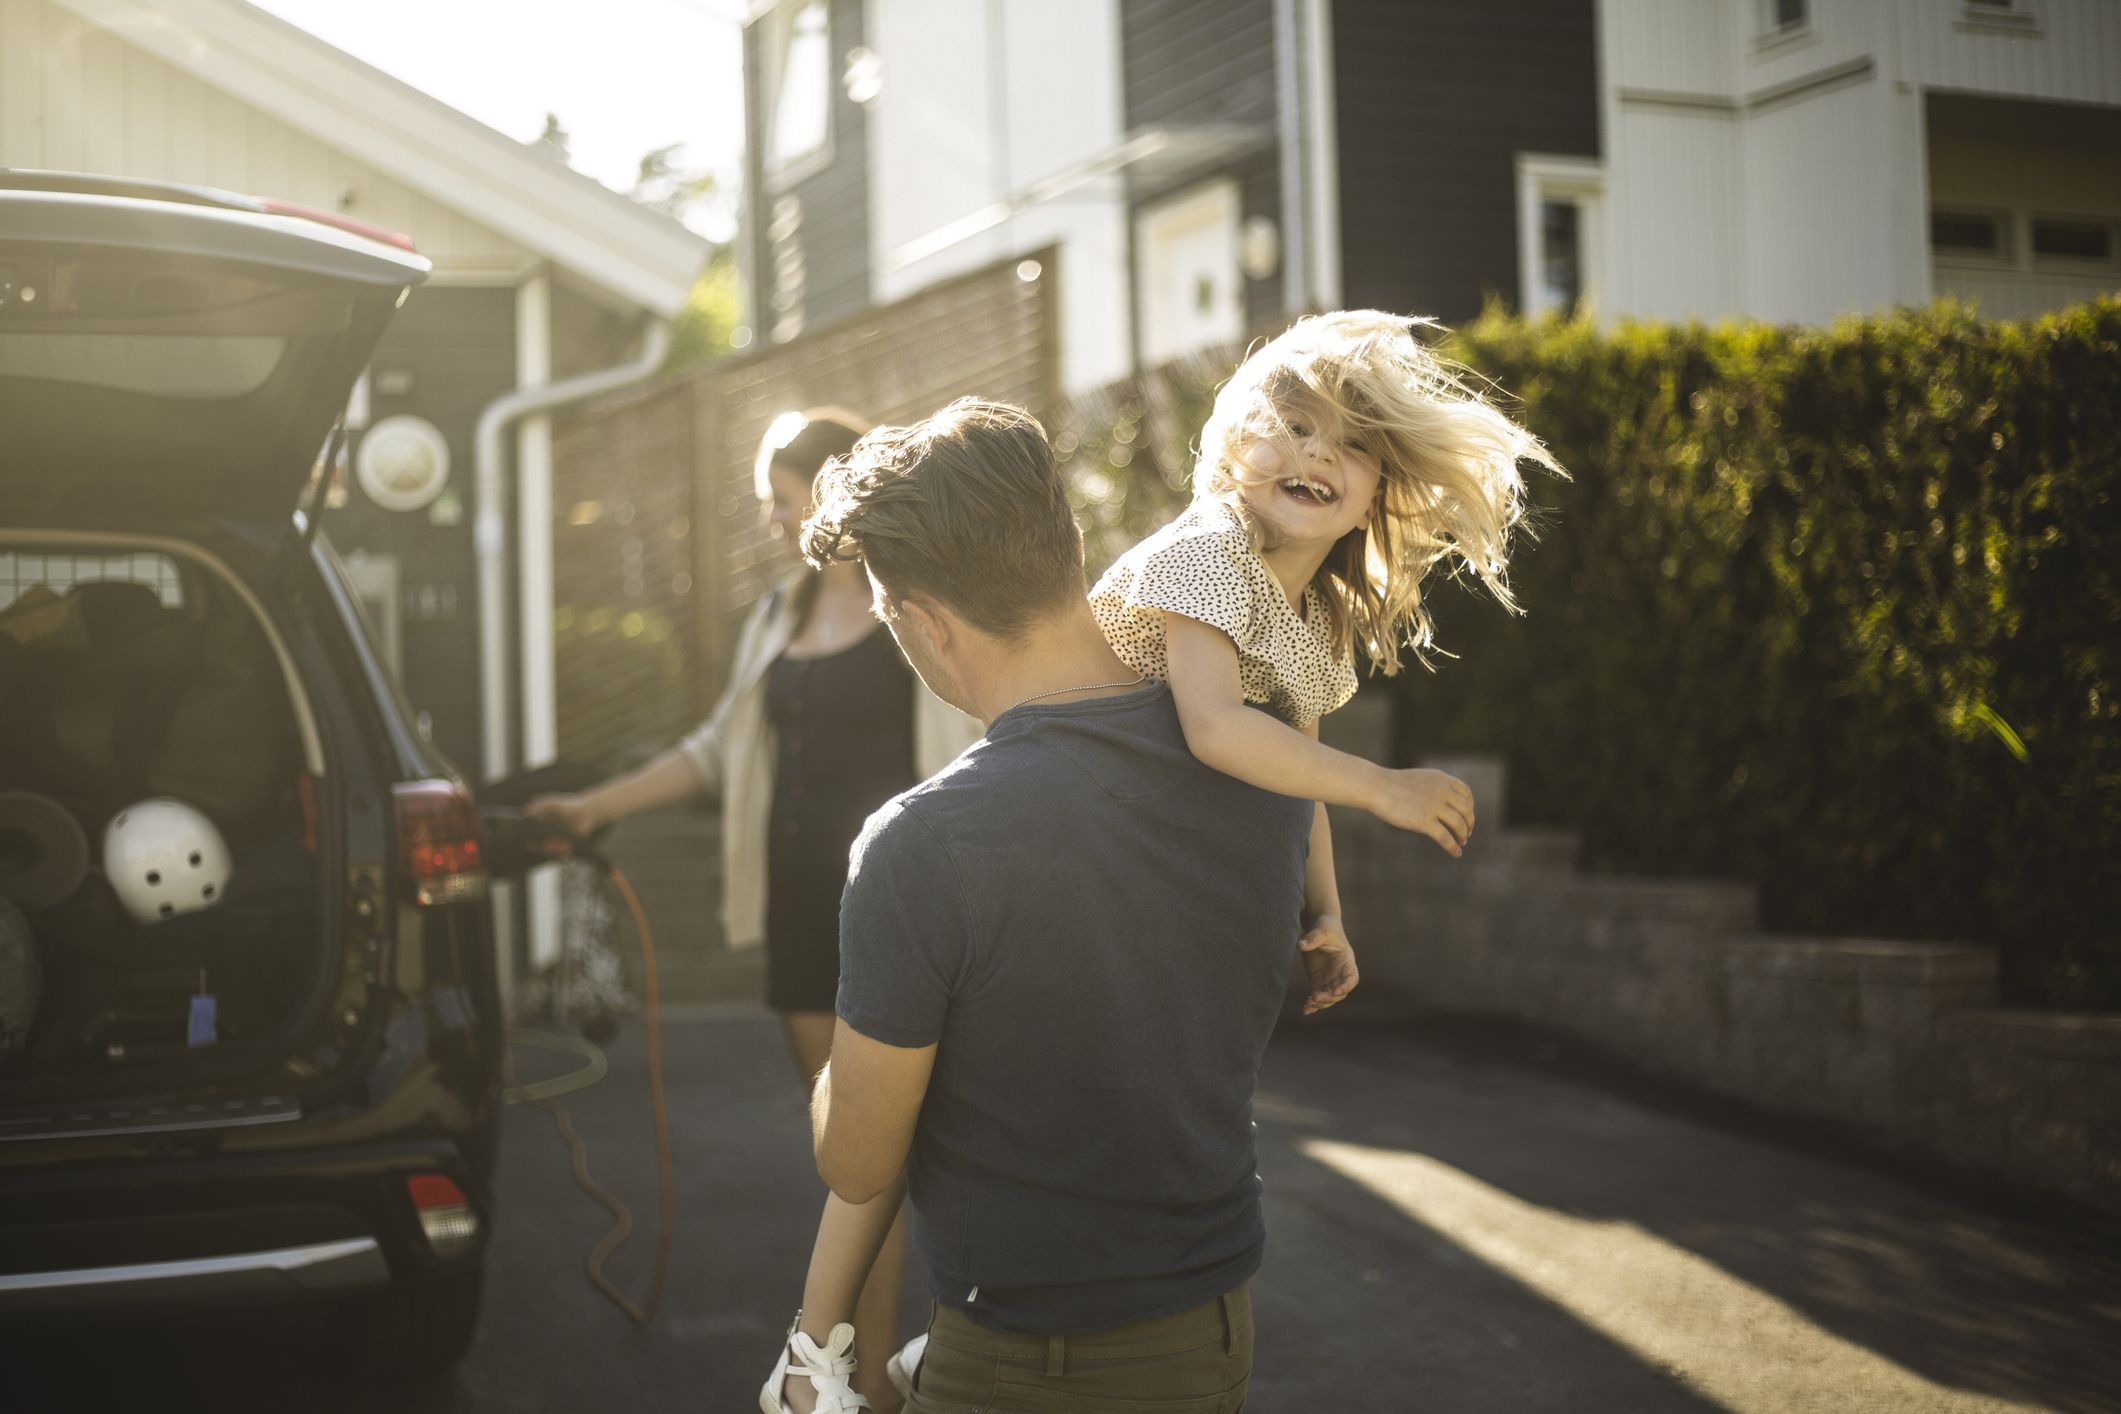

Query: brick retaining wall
<box><xmin>1337</xmin><ymin>758</ymin><xmax>2121</xmax><ymax>1217</ymax></box>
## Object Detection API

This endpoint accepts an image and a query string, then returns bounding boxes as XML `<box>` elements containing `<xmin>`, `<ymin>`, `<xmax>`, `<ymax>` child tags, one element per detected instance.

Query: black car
<box><xmin>0</xmin><ymin>171</ymin><xmax>501</xmax><ymax>1376</ymax></box>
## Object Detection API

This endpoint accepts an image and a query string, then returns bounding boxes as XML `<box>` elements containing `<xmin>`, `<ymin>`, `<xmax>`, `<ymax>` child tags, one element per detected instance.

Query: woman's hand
<box><xmin>1298</xmin><ymin>915</ymin><xmax>1359</xmax><ymax>1015</ymax></box>
<box><xmin>523</xmin><ymin>792</ymin><xmax>601</xmax><ymax>847</ymax></box>
<box><xmin>1367</xmin><ymin>768</ymin><xmax>1474</xmax><ymax>856</ymax></box>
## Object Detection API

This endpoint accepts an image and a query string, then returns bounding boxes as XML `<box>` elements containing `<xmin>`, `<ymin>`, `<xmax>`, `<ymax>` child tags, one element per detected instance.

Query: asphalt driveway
<box><xmin>10</xmin><ymin>999</ymin><xmax>2120</xmax><ymax>1412</ymax></box>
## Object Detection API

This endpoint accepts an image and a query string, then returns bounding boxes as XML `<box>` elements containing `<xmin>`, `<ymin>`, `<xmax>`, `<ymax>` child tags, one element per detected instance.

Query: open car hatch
<box><xmin>0</xmin><ymin>174</ymin><xmax>430</xmax><ymax>522</ymax></box>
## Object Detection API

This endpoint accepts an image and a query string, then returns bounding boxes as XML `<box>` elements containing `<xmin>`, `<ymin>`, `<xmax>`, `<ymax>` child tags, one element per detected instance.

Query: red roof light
<box><xmin>256</xmin><ymin>198</ymin><xmax>418</xmax><ymax>253</ymax></box>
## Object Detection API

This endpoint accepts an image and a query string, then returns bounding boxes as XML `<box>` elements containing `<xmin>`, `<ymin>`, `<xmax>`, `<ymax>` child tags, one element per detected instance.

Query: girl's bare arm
<box><xmin>1160</xmin><ymin>612</ymin><xmax>1474</xmax><ymax>856</ymax></box>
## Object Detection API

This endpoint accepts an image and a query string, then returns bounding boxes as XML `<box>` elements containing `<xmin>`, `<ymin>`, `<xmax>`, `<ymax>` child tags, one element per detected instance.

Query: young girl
<box><xmin>762</xmin><ymin>310</ymin><xmax>1561</xmax><ymax>1414</ymax></box>
<box><xmin>1089</xmin><ymin>308</ymin><xmax>1561</xmax><ymax>969</ymax></box>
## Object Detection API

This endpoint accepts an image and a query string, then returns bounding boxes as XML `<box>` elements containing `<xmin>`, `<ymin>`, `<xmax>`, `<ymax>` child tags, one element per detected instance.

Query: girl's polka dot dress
<box><xmin>1090</xmin><ymin>499</ymin><xmax>1358</xmax><ymax>728</ymax></box>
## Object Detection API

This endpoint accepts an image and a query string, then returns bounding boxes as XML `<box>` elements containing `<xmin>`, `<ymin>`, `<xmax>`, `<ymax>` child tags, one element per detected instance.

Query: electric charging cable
<box><xmin>488</xmin><ymin>812</ymin><xmax>674</xmax><ymax>1329</ymax></box>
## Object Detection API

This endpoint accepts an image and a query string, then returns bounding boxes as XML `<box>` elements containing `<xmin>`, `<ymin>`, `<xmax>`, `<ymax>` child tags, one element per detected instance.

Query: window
<box><xmin>1136</xmin><ymin>181</ymin><xmax>1243</xmax><ymax>367</ymax></box>
<box><xmin>1930</xmin><ymin>210</ymin><xmax>2006</xmax><ymax>258</ymax></box>
<box><xmin>762</xmin><ymin>1</ymin><xmax>832</xmax><ymax>186</ymax></box>
<box><xmin>2031</xmin><ymin>218</ymin><xmax>2114</xmax><ymax>262</ymax></box>
<box><xmin>1516</xmin><ymin>155</ymin><xmax>1603</xmax><ymax>320</ymax></box>
<box><xmin>1766</xmin><ymin>0</ymin><xmax>1808</xmax><ymax>32</ymax></box>
<box><xmin>1540</xmin><ymin>200</ymin><xmax>1583</xmax><ymax>316</ymax></box>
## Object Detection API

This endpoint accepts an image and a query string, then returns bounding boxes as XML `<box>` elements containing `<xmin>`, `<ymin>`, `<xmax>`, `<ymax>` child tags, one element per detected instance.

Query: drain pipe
<box><xmin>1273</xmin><ymin>0</ymin><xmax>1308</xmax><ymax>317</ymax></box>
<box><xmin>475</xmin><ymin>300</ymin><xmax>670</xmax><ymax>1015</ymax></box>
<box><xmin>475</xmin><ymin>311</ymin><xmax>671</xmax><ymax>787</ymax></box>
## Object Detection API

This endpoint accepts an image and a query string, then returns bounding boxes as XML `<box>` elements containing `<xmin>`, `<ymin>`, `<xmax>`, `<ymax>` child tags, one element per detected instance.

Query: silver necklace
<box><xmin>1008</xmin><ymin>674</ymin><xmax>1146</xmax><ymax>713</ymax></box>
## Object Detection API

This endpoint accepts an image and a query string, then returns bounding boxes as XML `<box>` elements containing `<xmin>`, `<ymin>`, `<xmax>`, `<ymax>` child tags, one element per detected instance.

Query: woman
<box><xmin>528</xmin><ymin>409</ymin><xmax>977</xmax><ymax>1412</ymax></box>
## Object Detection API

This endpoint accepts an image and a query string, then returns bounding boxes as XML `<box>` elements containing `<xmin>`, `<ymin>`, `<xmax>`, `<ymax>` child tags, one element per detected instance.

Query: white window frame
<box><xmin>1136</xmin><ymin>179</ymin><xmax>1245</xmax><ymax>368</ymax></box>
<box><xmin>1515</xmin><ymin>155</ymin><xmax>1604</xmax><ymax>320</ymax></box>
<box><xmin>2028</xmin><ymin>213</ymin><xmax>2119</xmax><ymax>268</ymax></box>
<box><xmin>1957</xmin><ymin>0</ymin><xmax>2040</xmax><ymax>33</ymax></box>
<box><xmin>760</xmin><ymin>0</ymin><xmax>835</xmax><ymax>192</ymax></box>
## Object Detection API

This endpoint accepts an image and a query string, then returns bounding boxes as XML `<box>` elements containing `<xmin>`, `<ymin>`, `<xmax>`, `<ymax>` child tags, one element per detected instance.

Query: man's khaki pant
<box><xmin>904</xmin><ymin>1283</ymin><xmax>1252</xmax><ymax>1413</ymax></box>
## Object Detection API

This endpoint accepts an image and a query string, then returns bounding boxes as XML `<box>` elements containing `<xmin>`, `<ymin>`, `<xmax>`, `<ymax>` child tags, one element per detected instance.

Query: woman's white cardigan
<box><xmin>674</xmin><ymin>576</ymin><xmax>982</xmax><ymax>952</ymax></box>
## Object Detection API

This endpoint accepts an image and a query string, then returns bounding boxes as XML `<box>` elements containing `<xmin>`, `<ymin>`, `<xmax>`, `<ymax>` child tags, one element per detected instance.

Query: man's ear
<box><xmin>893</xmin><ymin>594</ymin><xmax>951</xmax><ymax>656</ymax></box>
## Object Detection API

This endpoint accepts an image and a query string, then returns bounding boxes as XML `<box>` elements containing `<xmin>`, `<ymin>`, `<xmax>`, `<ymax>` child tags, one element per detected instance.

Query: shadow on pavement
<box><xmin>1256</xmin><ymin>999</ymin><xmax>2121</xmax><ymax>1413</ymax></box>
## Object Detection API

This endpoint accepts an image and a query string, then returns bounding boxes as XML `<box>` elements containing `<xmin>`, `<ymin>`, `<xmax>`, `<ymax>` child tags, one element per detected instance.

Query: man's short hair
<box><xmin>800</xmin><ymin>398</ymin><xmax>1085</xmax><ymax>639</ymax></box>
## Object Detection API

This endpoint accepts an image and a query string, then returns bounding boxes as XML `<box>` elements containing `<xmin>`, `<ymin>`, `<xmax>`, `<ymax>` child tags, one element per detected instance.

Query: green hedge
<box><xmin>1059</xmin><ymin>299</ymin><xmax>2121</xmax><ymax>1008</ymax></box>
<box><xmin>1405</xmin><ymin>298</ymin><xmax>2121</xmax><ymax>1008</ymax></box>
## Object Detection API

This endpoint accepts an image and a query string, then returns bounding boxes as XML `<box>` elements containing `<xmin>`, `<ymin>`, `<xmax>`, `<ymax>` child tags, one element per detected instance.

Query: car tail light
<box><xmin>407</xmin><ymin>1173</ymin><xmax>479</xmax><ymax>1259</ymax></box>
<box><xmin>393</xmin><ymin>780</ymin><xmax>487</xmax><ymax>906</ymax></box>
<box><xmin>255</xmin><ymin>198</ymin><xmax>419</xmax><ymax>252</ymax></box>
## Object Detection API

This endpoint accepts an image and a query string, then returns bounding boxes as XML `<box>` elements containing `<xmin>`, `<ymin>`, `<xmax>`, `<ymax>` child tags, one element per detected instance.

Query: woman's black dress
<box><xmin>762</xmin><ymin>626</ymin><xmax>918</xmax><ymax>1013</ymax></box>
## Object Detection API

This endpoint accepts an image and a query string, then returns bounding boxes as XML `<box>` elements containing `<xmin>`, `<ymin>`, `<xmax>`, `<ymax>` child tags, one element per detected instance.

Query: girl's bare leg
<box><xmin>778</xmin><ymin>1010</ymin><xmax>912</xmax><ymax>1413</ymax></box>
<box><xmin>851</xmin><ymin>1203</ymin><xmax>909</xmax><ymax>1411</ymax></box>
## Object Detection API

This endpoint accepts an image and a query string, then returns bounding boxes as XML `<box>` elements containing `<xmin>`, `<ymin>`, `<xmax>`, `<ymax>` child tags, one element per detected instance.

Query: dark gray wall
<box><xmin>1122</xmin><ymin>0</ymin><xmax>1287</xmax><ymax>330</ymax></box>
<box><xmin>1332</xmin><ymin>0</ymin><xmax>1600</xmax><ymax>325</ymax></box>
<box><xmin>334</xmin><ymin>285</ymin><xmax>515</xmax><ymax>779</ymax></box>
<box><xmin>744</xmin><ymin>0</ymin><xmax>872</xmax><ymax>341</ymax></box>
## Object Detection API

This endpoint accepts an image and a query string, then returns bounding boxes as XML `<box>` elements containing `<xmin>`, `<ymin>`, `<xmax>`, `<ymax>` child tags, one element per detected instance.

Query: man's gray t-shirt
<box><xmin>836</xmin><ymin>683</ymin><xmax>1313</xmax><ymax>1335</ymax></box>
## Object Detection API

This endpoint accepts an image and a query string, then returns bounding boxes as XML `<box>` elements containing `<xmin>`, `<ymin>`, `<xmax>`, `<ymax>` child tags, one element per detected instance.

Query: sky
<box><xmin>248</xmin><ymin>0</ymin><xmax>747</xmax><ymax>240</ymax></box>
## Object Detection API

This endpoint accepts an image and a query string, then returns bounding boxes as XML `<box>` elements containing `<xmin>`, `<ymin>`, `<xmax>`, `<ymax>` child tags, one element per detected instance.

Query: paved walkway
<box><xmin>12</xmin><ymin>1000</ymin><xmax>2120</xmax><ymax>1411</ymax></box>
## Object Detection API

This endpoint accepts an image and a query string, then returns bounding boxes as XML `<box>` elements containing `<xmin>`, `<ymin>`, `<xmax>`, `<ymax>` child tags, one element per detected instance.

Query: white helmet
<box><xmin>103</xmin><ymin>798</ymin><xmax>232</xmax><ymax>926</ymax></box>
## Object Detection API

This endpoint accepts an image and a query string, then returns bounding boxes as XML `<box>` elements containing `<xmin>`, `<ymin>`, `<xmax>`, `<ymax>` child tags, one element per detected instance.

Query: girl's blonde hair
<box><xmin>1196</xmin><ymin>309</ymin><xmax>1563</xmax><ymax>675</ymax></box>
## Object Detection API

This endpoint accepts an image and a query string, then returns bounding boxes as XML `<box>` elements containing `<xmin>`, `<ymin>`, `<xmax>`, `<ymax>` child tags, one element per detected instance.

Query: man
<box><xmin>792</xmin><ymin>399</ymin><xmax>1355</xmax><ymax>1411</ymax></box>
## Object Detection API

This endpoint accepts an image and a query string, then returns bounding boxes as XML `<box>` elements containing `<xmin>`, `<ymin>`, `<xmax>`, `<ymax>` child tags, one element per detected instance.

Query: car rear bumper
<box><xmin>0</xmin><ymin>1134</ymin><xmax>491</xmax><ymax>1320</ymax></box>
<box><xmin>0</xmin><ymin>1235</ymin><xmax>388</xmax><ymax>1315</ymax></box>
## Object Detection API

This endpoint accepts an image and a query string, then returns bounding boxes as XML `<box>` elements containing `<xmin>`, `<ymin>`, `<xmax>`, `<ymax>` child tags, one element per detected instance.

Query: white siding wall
<box><xmin>867</xmin><ymin>0</ymin><xmax>1130</xmax><ymax>394</ymax></box>
<box><xmin>1599</xmin><ymin>0</ymin><xmax>1736</xmax><ymax>95</ymax></box>
<box><xmin>1742</xmin><ymin>79</ymin><xmax>1900</xmax><ymax>323</ymax></box>
<box><xmin>1891</xmin><ymin>0</ymin><xmax>2121</xmax><ymax>107</ymax></box>
<box><xmin>1604</xmin><ymin>104</ymin><xmax>1746</xmax><ymax>319</ymax></box>
<box><xmin>0</xmin><ymin>0</ymin><xmax>532</xmax><ymax>278</ymax></box>
<box><xmin>1740</xmin><ymin>0</ymin><xmax>1883</xmax><ymax>94</ymax></box>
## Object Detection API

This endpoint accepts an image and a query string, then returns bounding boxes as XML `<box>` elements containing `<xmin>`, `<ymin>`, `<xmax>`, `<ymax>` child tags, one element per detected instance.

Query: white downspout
<box><xmin>475</xmin><ymin>282</ymin><xmax>672</xmax><ymax>1014</ymax></box>
<box><xmin>1274</xmin><ymin>0</ymin><xmax>1308</xmax><ymax>317</ymax></box>
<box><xmin>1303</xmin><ymin>0</ymin><xmax>1342</xmax><ymax>309</ymax></box>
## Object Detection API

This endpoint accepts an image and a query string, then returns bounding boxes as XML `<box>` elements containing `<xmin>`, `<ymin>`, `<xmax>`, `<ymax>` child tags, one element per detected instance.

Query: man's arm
<box><xmin>811</xmin><ymin>1020</ymin><xmax>937</xmax><ymax>1204</ymax></box>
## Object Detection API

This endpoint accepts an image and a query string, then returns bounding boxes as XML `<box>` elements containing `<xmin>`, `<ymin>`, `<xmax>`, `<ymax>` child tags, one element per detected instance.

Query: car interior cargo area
<box><xmin>0</xmin><ymin>543</ymin><xmax>326</xmax><ymax>1089</ymax></box>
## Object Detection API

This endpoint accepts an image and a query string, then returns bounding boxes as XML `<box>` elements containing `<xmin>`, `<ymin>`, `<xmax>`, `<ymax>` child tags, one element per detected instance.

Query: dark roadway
<box><xmin>10</xmin><ymin>1000</ymin><xmax>2121</xmax><ymax>1412</ymax></box>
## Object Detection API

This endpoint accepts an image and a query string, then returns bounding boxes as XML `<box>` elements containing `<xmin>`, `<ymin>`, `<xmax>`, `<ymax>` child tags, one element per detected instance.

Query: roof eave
<box><xmin>55</xmin><ymin>0</ymin><xmax>711</xmax><ymax>316</ymax></box>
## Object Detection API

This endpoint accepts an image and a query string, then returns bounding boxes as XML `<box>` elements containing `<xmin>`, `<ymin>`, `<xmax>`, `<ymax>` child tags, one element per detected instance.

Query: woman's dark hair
<box><xmin>754</xmin><ymin>408</ymin><xmax>869</xmax><ymax>497</ymax></box>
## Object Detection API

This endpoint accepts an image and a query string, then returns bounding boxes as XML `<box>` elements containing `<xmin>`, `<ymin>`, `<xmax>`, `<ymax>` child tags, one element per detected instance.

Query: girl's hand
<box><xmin>1298</xmin><ymin>915</ymin><xmax>1360</xmax><ymax>1014</ymax></box>
<box><xmin>1368</xmin><ymin>768</ymin><xmax>1474</xmax><ymax>855</ymax></box>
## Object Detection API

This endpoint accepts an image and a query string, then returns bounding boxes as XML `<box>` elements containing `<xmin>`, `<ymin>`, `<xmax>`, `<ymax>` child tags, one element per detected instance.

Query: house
<box><xmin>740</xmin><ymin>0</ymin><xmax>2120</xmax><ymax>387</ymax></box>
<box><xmin>1586</xmin><ymin>0</ymin><xmax>2121</xmax><ymax>325</ymax></box>
<box><xmin>2</xmin><ymin>0</ymin><xmax>712</xmax><ymax>995</ymax></box>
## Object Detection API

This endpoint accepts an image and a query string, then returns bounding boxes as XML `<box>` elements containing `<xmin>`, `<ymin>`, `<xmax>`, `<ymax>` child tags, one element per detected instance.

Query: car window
<box><xmin>0</xmin><ymin>332</ymin><xmax>286</xmax><ymax>398</ymax></box>
<box><xmin>0</xmin><ymin>550</ymin><xmax>185</xmax><ymax>612</ymax></box>
<box><xmin>314</xmin><ymin>530</ymin><xmax>426</xmax><ymax>730</ymax></box>
<box><xmin>0</xmin><ymin>252</ymin><xmax>340</xmax><ymax>399</ymax></box>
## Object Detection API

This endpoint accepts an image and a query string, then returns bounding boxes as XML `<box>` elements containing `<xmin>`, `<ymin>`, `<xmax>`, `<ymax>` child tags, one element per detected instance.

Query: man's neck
<box><xmin>968</xmin><ymin>604</ymin><xmax>1142</xmax><ymax>726</ymax></box>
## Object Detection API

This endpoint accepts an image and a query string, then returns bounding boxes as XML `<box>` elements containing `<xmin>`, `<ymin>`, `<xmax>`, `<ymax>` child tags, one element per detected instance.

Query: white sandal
<box><xmin>759</xmin><ymin>1315</ymin><xmax>872</xmax><ymax>1414</ymax></box>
